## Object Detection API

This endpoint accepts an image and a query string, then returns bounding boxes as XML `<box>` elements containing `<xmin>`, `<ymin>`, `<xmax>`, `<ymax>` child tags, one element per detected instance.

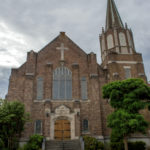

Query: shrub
<box><xmin>110</xmin><ymin>129</ymin><xmax>124</xmax><ymax>150</ymax></box>
<box><xmin>110</xmin><ymin>142</ymin><xmax>124</xmax><ymax>150</ymax></box>
<box><xmin>0</xmin><ymin>139</ymin><xmax>9</xmax><ymax>150</ymax></box>
<box><xmin>17</xmin><ymin>146</ymin><xmax>24</xmax><ymax>150</ymax></box>
<box><xmin>83</xmin><ymin>136</ymin><xmax>104</xmax><ymax>150</ymax></box>
<box><xmin>104</xmin><ymin>142</ymin><xmax>111</xmax><ymax>150</ymax></box>
<box><xmin>128</xmin><ymin>141</ymin><xmax>146</xmax><ymax>150</ymax></box>
<box><xmin>110</xmin><ymin>140</ymin><xmax>146</xmax><ymax>150</ymax></box>
<box><xmin>0</xmin><ymin>138</ymin><xmax>4</xmax><ymax>149</ymax></box>
<box><xmin>23</xmin><ymin>134</ymin><xmax>44</xmax><ymax>150</ymax></box>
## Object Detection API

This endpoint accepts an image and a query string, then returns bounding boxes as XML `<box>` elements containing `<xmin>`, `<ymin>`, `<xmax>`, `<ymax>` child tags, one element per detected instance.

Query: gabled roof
<box><xmin>105</xmin><ymin>0</ymin><xmax>124</xmax><ymax>30</ymax></box>
<box><xmin>38</xmin><ymin>32</ymin><xmax>87</xmax><ymax>56</ymax></box>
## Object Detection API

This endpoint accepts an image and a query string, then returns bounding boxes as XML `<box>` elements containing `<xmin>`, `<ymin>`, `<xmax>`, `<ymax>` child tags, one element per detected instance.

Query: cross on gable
<box><xmin>56</xmin><ymin>43</ymin><xmax>68</xmax><ymax>61</ymax></box>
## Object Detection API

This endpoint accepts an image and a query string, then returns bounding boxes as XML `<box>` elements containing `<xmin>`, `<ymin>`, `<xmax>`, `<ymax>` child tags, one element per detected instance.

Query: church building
<box><xmin>6</xmin><ymin>0</ymin><xmax>150</xmax><ymax>146</ymax></box>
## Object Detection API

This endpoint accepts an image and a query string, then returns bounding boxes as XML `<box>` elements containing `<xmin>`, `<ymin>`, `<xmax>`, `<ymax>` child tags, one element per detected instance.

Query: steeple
<box><xmin>106</xmin><ymin>0</ymin><xmax>124</xmax><ymax>30</ymax></box>
<box><xmin>100</xmin><ymin>0</ymin><xmax>136</xmax><ymax>62</ymax></box>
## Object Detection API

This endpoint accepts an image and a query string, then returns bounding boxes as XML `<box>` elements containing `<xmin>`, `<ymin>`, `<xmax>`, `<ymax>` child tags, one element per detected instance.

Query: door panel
<box><xmin>54</xmin><ymin>120</ymin><xmax>71</xmax><ymax>140</ymax></box>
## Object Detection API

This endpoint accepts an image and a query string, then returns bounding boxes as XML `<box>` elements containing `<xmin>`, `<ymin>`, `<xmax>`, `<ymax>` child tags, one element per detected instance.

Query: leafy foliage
<box><xmin>108</xmin><ymin>109</ymin><xmax>148</xmax><ymax>136</ymax></box>
<box><xmin>22</xmin><ymin>134</ymin><xmax>43</xmax><ymax>150</ymax></box>
<box><xmin>83</xmin><ymin>136</ymin><xmax>104</xmax><ymax>150</ymax></box>
<box><xmin>0</xmin><ymin>138</ymin><xmax>5</xmax><ymax>149</ymax></box>
<box><xmin>103</xmin><ymin>78</ymin><xmax>150</xmax><ymax>113</ymax></box>
<box><xmin>0</xmin><ymin>100</ymin><xmax>29</xmax><ymax>150</ymax></box>
<box><xmin>103</xmin><ymin>78</ymin><xmax>150</xmax><ymax>150</ymax></box>
<box><xmin>110</xmin><ymin>130</ymin><xmax>124</xmax><ymax>150</ymax></box>
<box><xmin>110</xmin><ymin>140</ymin><xmax>146</xmax><ymax>150</ymax></box>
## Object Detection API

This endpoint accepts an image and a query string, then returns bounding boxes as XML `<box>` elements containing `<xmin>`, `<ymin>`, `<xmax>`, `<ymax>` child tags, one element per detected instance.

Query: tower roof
<box><xmin>106</xmin><ymin>0</ymin><xmax>124</xmax><ymax>30</ymax></box>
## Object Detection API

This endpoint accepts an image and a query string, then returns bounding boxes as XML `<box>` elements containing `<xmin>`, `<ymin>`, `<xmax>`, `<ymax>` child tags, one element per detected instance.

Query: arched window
<box><xmin>107</xmin><ymin>34</ymin><xmax>114</xmax><ymax>49</ymax></box>
<box><xmin>83</xmin><ymin>119</ymin><xmax>89</xmax><ymax>132</ymax></box>
<box><xmin>119</xmin><ymin>32</ymin><xmax>127</xmax><ymax>46</ymax></box>
<box><xmin>53</xmin><ymin>67</ymin><xmax>72</xmax><ymax>100</ymax></box>
<box><xmin>35</xmin><ymin>120</ymin><xmax>42</xmax><ymax>134</ymax></box>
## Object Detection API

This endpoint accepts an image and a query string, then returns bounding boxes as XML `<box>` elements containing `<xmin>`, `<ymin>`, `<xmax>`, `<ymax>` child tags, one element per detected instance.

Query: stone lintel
<box><xmin>90</xmin><ymin>74</ymin><xmax>98</xmax><ymax>78</ymax></box>
<box><xmin>25</xmin><ymin>73</ymin><xmax>34</xmax><ymax>76</ymax></box>
<box><xmin>46</xmin><ymin>62</ymin><xmax>53</xmax><ymax>67</ymax></box>
<box><xmin>138</xmin><ymin>73</ymin><xmax>145</xmax><ymax>76</ymax></box>
<box><xmin>113</xmin><ymin>72</ymin><xmax>119</xmax><ymax>76</ymax></box>
<box><xmin>72</xmin><ymin>63</ymin><xmax>79</xmax><ymax>69</ymax></box>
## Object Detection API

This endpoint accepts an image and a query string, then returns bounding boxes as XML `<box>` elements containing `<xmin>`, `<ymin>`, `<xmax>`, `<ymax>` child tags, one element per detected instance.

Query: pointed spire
<box><xmin>125</xmin><ymin>23</ymin><xmax>128</xmax><ymax>29</ymax></box>
<box><xmin>102</xmin><ymin>27</ymin><xmax>104</xmax><ymax>33</ymax></box>
<box><xmin>106</xmin><ymin>0</ymin><xmax>124</xmax><ymax>30</ymax></box>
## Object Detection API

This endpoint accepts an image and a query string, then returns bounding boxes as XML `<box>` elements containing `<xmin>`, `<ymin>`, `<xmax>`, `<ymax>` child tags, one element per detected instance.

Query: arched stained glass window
<box><xmin>53</xmin><ymin>67</ymin><xmax>72</xmax><ymax>100</ymax></box>
<box><xmin>83</xmin><ymin>119</ymin><xmax>89</xmax><ymax>132</ymax></box>
<box><xmin>35</xmin><ymin>120</ymin><xmax>42</xmax><ymax>134</ymax></box>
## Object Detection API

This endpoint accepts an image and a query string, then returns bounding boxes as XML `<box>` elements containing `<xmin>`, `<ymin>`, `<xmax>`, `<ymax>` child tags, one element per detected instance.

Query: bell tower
<box><xmin>100</xmin><ymin>0</ymin><xmax>147</xmax><ymax>82</ymax></box>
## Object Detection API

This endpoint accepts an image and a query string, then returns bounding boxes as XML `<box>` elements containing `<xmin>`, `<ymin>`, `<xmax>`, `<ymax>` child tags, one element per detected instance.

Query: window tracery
<box><xmin>53</xmin><ymin>67</ymin><xmax>72</xmax><ymax>100</ymax></box>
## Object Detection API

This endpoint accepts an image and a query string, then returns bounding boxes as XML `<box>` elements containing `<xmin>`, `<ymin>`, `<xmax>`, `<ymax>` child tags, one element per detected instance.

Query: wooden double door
<box><xmin>54</xmin><ymin>119</ymin><xmax>71</xmax><ymax>140</ymax></box>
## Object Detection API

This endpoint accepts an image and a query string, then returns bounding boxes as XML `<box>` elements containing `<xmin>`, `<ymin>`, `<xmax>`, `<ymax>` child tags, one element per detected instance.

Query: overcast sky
<box><xmin>0</xmin><ymin>0</ymin><xmax>150</xmax><ymax>98</ymax></box>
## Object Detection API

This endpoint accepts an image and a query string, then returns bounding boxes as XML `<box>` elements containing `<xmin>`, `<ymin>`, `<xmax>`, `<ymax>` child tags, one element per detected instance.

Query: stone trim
<box><xmin>25</xmin><ymin>73</ymin><xmax>34</xmax><ymax>76</ymax></box>
<box><xmin>93</xmin><ymin>136</ymin><xmax>104</xmax><ymax>140</ymax></box>
<box><xmin>113</xmin><ymin>72</ymin><xmax>119</xmax><ymax>76</ymax></box>
<box><xmin>108</xmin><ymin>61</ymin><xmax>143</xmax><ymax>64</ymax></box>
<box><xmin>72</xmin><ymin>63</ymin><xmax>79</xmax><ymax>69</ymax></box>
<box><xmin>123</xmin><ymin>66</ymin><xmax>131</xmax><ymax>69</ymax></box>
<box><xmin>33</xmin><ymin>99</ymin><xmax>91</xmax><ymax>103</ymax></box>
<box><xmin>34</xmin><ymin>100</ymin><xmax>46</xmax><ymax>103</ymax></box>
<box><xmin>90</xmin><ymin>74</ymin><xmax>98</xmax><ymax>78</ymax></box>
<box><xmin>50</xmin><ymin>105</ymin><xmax>79</xmax><ymax>140</ymax></box>
<box><xmin>138</xmin><ymin>73</ymin><xmax>145</xmax><ymax>76</ymax></box>
<box><xmin>82</xmin><ymin>131</ymin><xmax>91</xmax><ymax>134</ymax></box>
<box><xmin>46</xmin><ymin>62</ymin><xmax>53</xmax><ymax>67</ymax></box>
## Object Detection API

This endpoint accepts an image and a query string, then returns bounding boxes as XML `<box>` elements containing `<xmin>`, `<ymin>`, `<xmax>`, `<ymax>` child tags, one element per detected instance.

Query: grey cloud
<box><xmin>0</xmin><ymin>48</ymin><xmax>7</xmax><ymax>52</ymax></box>
<box><xmin>0</xmin><ymin>67</ymin><xmax>10</xmax><ymax>98</ymax></box>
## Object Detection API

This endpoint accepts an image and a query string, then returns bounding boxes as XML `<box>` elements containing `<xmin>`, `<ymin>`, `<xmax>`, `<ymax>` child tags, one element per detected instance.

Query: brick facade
<box><xmin>6</xmin><ymin>0</ymin><xmax>150</xmax><ymax>143</ymax></box>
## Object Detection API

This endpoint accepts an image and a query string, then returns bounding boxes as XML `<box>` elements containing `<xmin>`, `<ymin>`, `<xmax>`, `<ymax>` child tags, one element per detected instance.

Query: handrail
<box><xmin>80</xmin><ymin>137</ymin><xmax>85</xmax><ymax>150</ymax></box>
<box><xmin>42</xmin><ymin>138</ymin><xmax>46</xmax><ymax>150</ymax></box>
<box><xmin>62</xmin><ymin>141</ymin><xmax>64</xmax><ymax>150</ymax></box>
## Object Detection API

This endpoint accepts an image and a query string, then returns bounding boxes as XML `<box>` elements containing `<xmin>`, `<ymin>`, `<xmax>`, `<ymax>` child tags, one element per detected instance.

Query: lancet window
<box><xmin>35</xmin><ymin>120</ymin><xmax>42</xmax><ymax>134</ymax></box>
<box><xmin>53</xmin><ymin>67</ymin><xmax>72</xmax><ymax>100</ymax></box>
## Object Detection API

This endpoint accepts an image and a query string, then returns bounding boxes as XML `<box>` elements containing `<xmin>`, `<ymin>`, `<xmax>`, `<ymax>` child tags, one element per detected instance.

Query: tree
<box><xmin>103</xmin><ymin>78</ymin><xmax>150</xmax><ymax>150</ymax></box>
<box><xmin>0</xmin><ymin>100</ymin><xmax>29</xmax><ymax>150</ymax></box>
<box><xmin>0</xmin><ymin>99</ymin><xmax>4</xmax><ymax>106</ymax></box>
<box><xmin>23</xmin><ymin>134</ymin><xmax>44</xmax><ymax>150</ymax></box>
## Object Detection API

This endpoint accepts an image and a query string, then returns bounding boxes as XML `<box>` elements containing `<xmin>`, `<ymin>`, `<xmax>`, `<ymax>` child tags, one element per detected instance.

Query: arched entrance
<box><xmin>50</xmin><ymin>105</ymin><xmax>80</xmax><ymax>140</ymax></box>
<box><xmin>54</xmin><ymin>119</ymin><xmax>71</xmax><ymax>140</ymax></box>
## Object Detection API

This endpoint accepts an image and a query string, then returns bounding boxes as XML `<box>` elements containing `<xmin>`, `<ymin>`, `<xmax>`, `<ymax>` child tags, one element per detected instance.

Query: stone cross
<box><xmin>56</xmin><ymin>43</ymin><xmax>68</xmax><ymax>61</ymax></box>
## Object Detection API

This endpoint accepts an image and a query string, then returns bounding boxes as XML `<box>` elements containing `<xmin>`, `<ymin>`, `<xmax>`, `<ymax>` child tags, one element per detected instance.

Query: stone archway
<box><xmin>50</xmin><ymin>105</ymin><xmax>79</xmax><ymax>140</ymax></box>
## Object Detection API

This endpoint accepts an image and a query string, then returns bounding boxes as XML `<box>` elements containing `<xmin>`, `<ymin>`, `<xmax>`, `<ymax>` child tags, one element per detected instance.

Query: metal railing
<box><xmin>42</xmin><ymin>138</ymin><xmax>46</xmax><ymax>150</ymax></box>
<box><xmin>80</xmin><ymin>137</ymin><xmax>85</xmax><ymax>150</ymax></box>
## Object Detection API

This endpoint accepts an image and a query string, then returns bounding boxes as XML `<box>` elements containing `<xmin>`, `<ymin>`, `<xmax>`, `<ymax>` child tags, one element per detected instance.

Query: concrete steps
<box><xmin>45</xmin><ymin>140</ymin><xmax>81</xmax><ymax>150</ymax></box>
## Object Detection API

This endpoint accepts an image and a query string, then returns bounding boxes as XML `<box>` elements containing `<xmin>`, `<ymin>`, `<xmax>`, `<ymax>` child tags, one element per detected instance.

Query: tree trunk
<box><xmin>123</xmin><ymin>137</ymin><xmax>128</xmax><ymax>150</ymax></box>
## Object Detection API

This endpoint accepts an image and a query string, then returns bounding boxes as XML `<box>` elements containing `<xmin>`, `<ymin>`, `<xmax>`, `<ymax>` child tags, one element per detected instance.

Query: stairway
<box><xmin>45</xmin><ymin>140</ymin><xmax>81</xmax><ymax>150</ymax></box>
